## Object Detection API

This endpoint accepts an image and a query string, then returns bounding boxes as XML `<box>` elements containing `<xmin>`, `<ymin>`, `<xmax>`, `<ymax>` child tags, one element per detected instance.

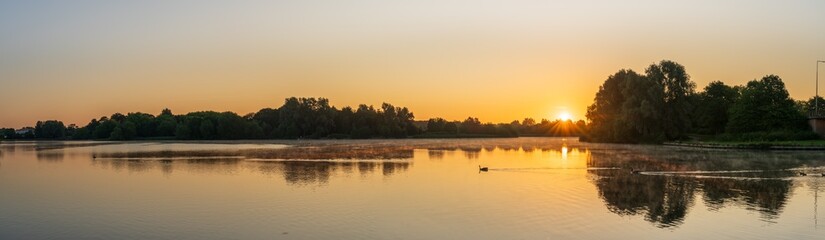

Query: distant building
<box><xmin>15</xmin><ymin>127</ymin><xmax>34</xmax><ymax>136</ymax></box>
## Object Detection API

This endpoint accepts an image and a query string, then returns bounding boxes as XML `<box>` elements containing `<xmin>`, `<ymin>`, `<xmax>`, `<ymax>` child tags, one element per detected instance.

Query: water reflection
<box><xmin>427</xmin><ymin>150</ymin><xmax>445</xmax><ymax>160</ymax></box>
<box><xmin>36</xmin><ymin>150</ymin><xmax>64</xmax><ymax>162</ymax></box>
<box><xmin>461</xmin><ymin>147</ymin><xmax>481</xmax><ymax>159</ymax></box>
<box><xmin>255</xmin><ymin>160</ymin><xmax>412</xmax><ymax>185</ymax></box>
<box><xmin>587</xmin><ymin>147</ymin><xmax>825</xmax><ymax>228</ymax></box>
<box><xmin>591</xmin><ymin>171</ymin><xmax>696</xmax><ymax>227</ymax></box>
<box><xmin>91</xmin><ymin>158</ymin><xmax>244</xmax><ymax>175</ymax></box>
<box><xmin>90</xmin><ymin>157</ymin><xmax>413</xmax><ymax>185</ymax></box>
<box><xmin>5</xmin><ymin>138</ymin><xmax>825</xmax><ymax>235</ymax></box>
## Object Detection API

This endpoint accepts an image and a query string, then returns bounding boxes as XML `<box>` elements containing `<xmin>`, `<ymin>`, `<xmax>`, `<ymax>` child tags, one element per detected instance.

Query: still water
<box><xmin>1</xmin><ymin>138</ymin><xmax>824</xmax><ymax>239</ymax></box>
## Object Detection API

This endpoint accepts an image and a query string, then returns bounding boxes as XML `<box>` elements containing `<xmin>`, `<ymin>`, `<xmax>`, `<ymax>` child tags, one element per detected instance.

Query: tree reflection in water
<box><xmin>586</xmin><ymin>147</ymin><xmax>824</xmax><ymax>228</ymax></box>
<box><xmin>36</xmin><ymin>151</ymin><xmax>64</xmax><ymax>162</ymax></box>
<box><xmin>67</xmin><ymin>139</ymin><xmax>825</xmax><ymax>228</ymax></box>
<box><xmin>591</xmin><ymin>170</ymin><xmax>696</xmax><ymax>227</ymax></box>
<box><xmin>258</xmin><ymin>160</ymin><xmax>411</xmax><ymax>184</ymax></box>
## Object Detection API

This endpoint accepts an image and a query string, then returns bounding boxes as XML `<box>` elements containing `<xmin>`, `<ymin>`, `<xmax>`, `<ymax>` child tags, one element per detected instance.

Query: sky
<box><xmin>1</xmin><ymin>0</ymin><xmax>825</xmax><ymax>128</ymax></box>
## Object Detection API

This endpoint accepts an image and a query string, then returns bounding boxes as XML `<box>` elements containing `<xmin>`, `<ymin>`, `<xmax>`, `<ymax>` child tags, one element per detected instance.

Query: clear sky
<box><xmin>2</xmin><ymin>1</ymin><xmax>824</xmax><ymax>128</ymax></box>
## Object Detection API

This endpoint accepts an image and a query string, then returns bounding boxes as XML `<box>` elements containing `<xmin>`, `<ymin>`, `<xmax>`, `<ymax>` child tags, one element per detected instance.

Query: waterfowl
<box><xmin>630</xmin><ymin>168</ymin><xmax>641</xmax><ymax>174</ymax></box>
<box><xmin>799</xmin><ymin>172</ymin><xmax>807</xmax><ymax>176</ymax></box>
<box><xmin>478</xmin><ymin>165</ymin><xmax>489</xmax><ymax>172</ymax></box>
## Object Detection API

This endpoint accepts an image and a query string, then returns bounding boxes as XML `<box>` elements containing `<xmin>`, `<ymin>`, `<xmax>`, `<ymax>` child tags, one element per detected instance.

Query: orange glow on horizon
<box><xmin>0</xmin><ymin>2</ymin><xmax>823</xmax><ymax>128</ymax></box>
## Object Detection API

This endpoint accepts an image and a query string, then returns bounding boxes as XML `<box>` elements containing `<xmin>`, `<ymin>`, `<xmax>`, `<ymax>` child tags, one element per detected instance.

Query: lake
<box><xmin>1</xmin><ymin>138</ymin><xmax>824</xmax><ymax>239</ymax></box>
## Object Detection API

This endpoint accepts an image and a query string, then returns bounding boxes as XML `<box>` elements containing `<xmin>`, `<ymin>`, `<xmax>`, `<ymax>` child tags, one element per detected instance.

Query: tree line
<box><xmin>585</xmin><ymin>60</ymin><xmax>818</xmax><ymax>143</ymax></box>
<box><xmin>1</xmin><ymin>97</ymin><xmax>586</xmax><ymax>140</ymax></box>
<box><xmin>423</xmin><ymin>117</ymin><xmax>586</xmax><ymax>138</ymax></box>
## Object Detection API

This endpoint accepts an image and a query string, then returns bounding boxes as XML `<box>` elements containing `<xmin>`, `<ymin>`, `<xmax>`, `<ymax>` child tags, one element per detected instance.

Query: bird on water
<box><xmin>478</xmin><ymin>165</ymin><xmax>489</xmax><ymax>172</ymax></box>
<box><xmin>630</xmin><ymin>168</ymin><xmax>641</xmax><ymax>174</ymax></box>
<box><xmin>799</xmin><ymin>172</ymin><xmax>807</xmax><ymax>176</ymax></box>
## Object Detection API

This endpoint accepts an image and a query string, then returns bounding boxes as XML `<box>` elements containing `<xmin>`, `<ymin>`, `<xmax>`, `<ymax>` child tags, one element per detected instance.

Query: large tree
<box><xmin>645</xmin><ymin>60</ymin><xmax>695</xmax><ymax>139</ymax></box>
<box><xmin>586</xmin><ymin>69</ymin><xmax>665</xmax><ymax>143</ymax></box>
<box><xmin>693</xmin><ymin>81</ymin><xmax>739</xmax><ymax>134</ymax></box>
<box><xmin>34</xmin><ymin>120</ymin><xmax>66</xmax><ymax>139</ymax></box>
<box><xmin>726</xmin><ymin>75</ymin><xmax>807</xmax><ymax>133</ymax></box>
<box><xmin>586</xmin><ymin>61</ymin><xmax>698</xmax><ymax>143</ymax></box>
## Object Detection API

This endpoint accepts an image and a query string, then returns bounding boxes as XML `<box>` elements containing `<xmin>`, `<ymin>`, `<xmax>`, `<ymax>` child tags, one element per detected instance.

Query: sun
<box><xmin>558</xmin><ymin>111</ymin><xmax>572</xmax><ymax>121</ymax></box>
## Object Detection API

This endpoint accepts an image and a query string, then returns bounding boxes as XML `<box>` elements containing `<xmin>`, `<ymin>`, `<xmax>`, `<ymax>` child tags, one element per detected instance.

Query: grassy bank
<box><xmin>666</xmin><ymin>139</ymin><xmax>825</xmax><ymax>150</ymax></box>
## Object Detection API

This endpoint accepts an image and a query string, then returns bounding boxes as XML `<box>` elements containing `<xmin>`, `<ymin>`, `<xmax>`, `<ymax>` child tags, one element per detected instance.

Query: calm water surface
<box><xmin>1</xmin><ymin>138</ymin><xmax>824</xmax><ymax>239</ymax></box>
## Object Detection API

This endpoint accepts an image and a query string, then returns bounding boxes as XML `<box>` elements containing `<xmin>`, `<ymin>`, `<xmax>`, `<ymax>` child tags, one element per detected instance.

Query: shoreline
<box><xmin>663</xmin><ymin>142</ymin><xmax>825</xmax><ymax>150</ymax></box>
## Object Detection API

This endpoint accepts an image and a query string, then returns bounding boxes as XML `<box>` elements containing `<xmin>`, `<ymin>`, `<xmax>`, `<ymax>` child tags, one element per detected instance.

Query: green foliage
<box><xmin>125</xmin><ymin>113</ymin><xmax>155</xmax><ymax>138</ymax></box>
<box><xmin>34</xmin><ymin>120</ymin><xmax>66</xmax><ymax>139</ymax></box>
<box><xmin>121</xmin><ymin>121</ymin><xmax>137</xmax><ymax>140</ymax></box>
<box><xmin>427</xmin><ymin>118</ymin><xmax>447</xmax><ymax>132</ymax></box>
<box><xmin>423</xmin><ymin>117</ymin><xmax>523</xmax><ymax>137</ymax></box>
<box><xmin>800</xmin><ymin>96</ymin><xmax>825</xmax><ymax>117</ymax></box>
<box><xmin>645</xmin><ymin>60</ymin><xmax>695</xmax><ymax>140</ymax></box>
<box><xmin>94</xmin><ymin>119</ymin><xmax>117</xmax><ymax>139</ymax></box>
<box><xmin>0</xmin><ymin>128</ymin><xmax>16</xmax><ymax>139</ymax></box>
<box><xmin>444</xmin><ymin>122</ymin><xmax>458</xmax><ymax>134</ymax></box>
<box><xmin>586</xmin><ymin>69</ymin><xmax>666</xmax><ymax>143</ymax></box>
<box><xmin>351</xmin><ymin>126</ymin><xmax>373</xmax><ymax>139</ymax></box>
<box><xmin>174</xmin><ymin>124</ymin><xmax>191</xmax><ymax>139</ymax></box>
<box><xmin>693</xmin><ymin>81</ymin><xmax>738</xmax><ymax>134</ymax></box>
<box><xmin>277</xmin><ymin>97</ymin><xmax>336</xmax><ymax>138</ymax></box>
<box><xmin>726</xmin><ymin>75</ymin><xmax>808</xmax><ymax>133</ymax></box>
<box><xmin>585</xmin><ymin>61</ymin><xmax>817</xmax><ymax>143</ymax></box>
<box><xmin>109</xmin><ymin>126</ymin><xmax>124</xmax><ymax>140</ymax></box>
<box><xmin>199</xmin><ymin>119</ymin><xmax>216</xmax><ymax>139</ymax></box>
<box><xmin>71</xmin><ymin>127</ymin><xmax>92</xmax><ymax>140</ymax></box>
<box><xmin>252</xmin><ymin>108</ymin><xmax>279</xmax><ymax>137</ymax></box>
<box><xmin>156</xmin><ymin>115</ymin><xmax>177</xmax><ymax>137</ymax></box>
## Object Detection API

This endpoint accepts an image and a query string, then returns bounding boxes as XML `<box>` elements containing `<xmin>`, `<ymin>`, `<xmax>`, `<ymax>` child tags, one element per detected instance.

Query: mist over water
<box><xmin>1</xmin><ymin>138</ymin><xmax>824</xmax><ymax>239</ymax></box>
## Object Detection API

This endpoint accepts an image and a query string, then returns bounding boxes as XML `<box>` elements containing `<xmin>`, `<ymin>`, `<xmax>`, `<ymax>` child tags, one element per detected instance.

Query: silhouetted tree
<box><xmin>199</xmin><ymin>119</ymin><xmax>216</xmax><ymax>139</ymax></box>
<box><xmin>427</xmin><ymin>118</ymin><xmax>447</xmax><ymax>132</ymax></box>
<box><xmin>726</xmin><ymin>75</ymin><xmax>807</xmax><ymax>133</ymax></box>
<box><xmin>34</xmin><ymin>120</ymin><xmax>66</xmax><ymax>139</ymax></box>
<box><xmin>121</xmin><ymin>121</ymin><xmax>137</xmax><ymax>140</ymax></box>
<box><xmin>646</xmin><ymin>60</ymin><xmax>695</xmax><ymax>140</ymax></box>
<box><xmin>94</xmin><ymin>118</ymin><xmax>117</xmax><ymax>139</ymax></box>
<box><xmin>253</xmin><ymin>108</ymin><xmax>280</xmax><ymax>137</ymax></box>
<box><xmin>586</xmin><ymin>61</ymin><xmax>699</xmax><ymax>143</ymax></box>
<box><xmin>174</xmin><ymin>124</ymin><xmax>192</xmax><ymax>139</ymax></box>
<box><xmin>693</xmin><ymin>81</ymin><xmax>739</xmax><ymax>134</ymax></box>
<box><xmin>0</xmin><ymin>128</ymin><xmax>16</xmax><ymax>139</ymax></box>
<box><xmin>444</xmin><ymin>121</ymin><xmax>458</xmax><ymax>134</ymax></box>
<box><xmin>109</xmin><ymin>126</ymin><xmax>124</xmax><ymax>140</ymax></box>
<box><xmin>586</xmin><ymin>69</ymin><xmax>666</xmax><ymax>143</ymax></box>
<box><xmin>801</xmin><ymin>96</ymin><xmax>825</xmax><ymax>117</ymax></box>
<box><xmin>125</xmin><ymin>113</ymin><xmax>155</xmax><ymax>138</ymax></box>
